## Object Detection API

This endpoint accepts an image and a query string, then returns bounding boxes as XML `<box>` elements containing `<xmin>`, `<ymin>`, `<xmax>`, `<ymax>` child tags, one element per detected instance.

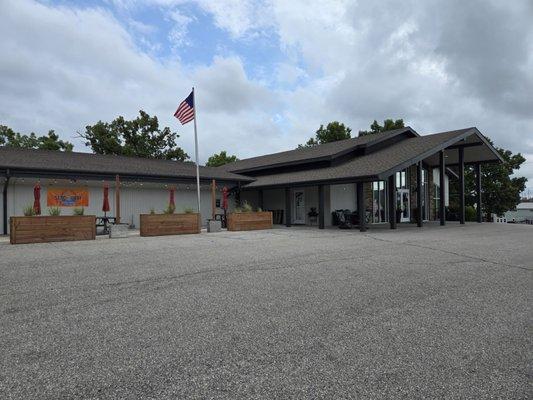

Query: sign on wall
<box><xmin>47</xmin><ymin>188</ymin><xmax>89</xmax><ymax>207</ymax></box>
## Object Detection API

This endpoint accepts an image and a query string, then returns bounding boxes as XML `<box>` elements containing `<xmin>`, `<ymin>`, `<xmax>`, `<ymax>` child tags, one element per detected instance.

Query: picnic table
<box><xmin>96</xmin><ymin>216</ymin><xmax>116</xmax><ymax>235</ymax></box>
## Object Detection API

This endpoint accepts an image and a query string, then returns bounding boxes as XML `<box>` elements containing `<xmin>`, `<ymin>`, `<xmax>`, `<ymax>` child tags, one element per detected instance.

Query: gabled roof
<box><xmin>243</xmin><ymin>128</ymin><xmax>502</xmax><ymax>188</ymax></box>
<box><xmin>223</xmin><ymin>127</ymin><xmax>418</xmax><ymax>173</ymax></box>
<box><xmin>0</xmin><ymin>147</ymin><xmax>252</xmax><ymax>183</ymax></box>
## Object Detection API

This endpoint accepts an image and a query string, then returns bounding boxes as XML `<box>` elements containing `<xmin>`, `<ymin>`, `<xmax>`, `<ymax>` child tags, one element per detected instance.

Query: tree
<box><xmin>205</xmin><ymin>151</ymin><xmax>238</xmax><ymax>167</ymax></box>
<box><xmin>0</xmin><ymin>125</ymin><xmax>73</xmax><ymax>151</ymax></box>
<box><xmin>463</xmin><ymin>140</ymin><xmax>527</xmax><ymax>219</ymax></box>
<box><xmin>80</xmin><ymin>110</ymin><xmax>189</xmax><ymax>161</ymax></box>
<box><xmin>299</xmin><ymin>121</ymin><xmax>352</xmax><ymax>148</ymax></box>
<box><xmin>358</xmin><ymin>118</ymin><xmax>405</xmax><ymax>136</ymax></box>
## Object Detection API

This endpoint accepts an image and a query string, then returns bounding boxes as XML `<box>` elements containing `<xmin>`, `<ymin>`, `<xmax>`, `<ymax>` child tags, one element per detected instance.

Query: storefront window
<box><xmin>372</xmin><ymin>181</ymin><xmax>388</xmax><ymax>223</ymax></box>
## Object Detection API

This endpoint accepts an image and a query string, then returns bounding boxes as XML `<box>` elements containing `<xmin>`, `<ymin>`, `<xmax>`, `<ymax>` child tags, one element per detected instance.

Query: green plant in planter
<box><xmin>149</xmin><ymin>207</ymin><xmax>156</xmax><ymax>215</ymax></box>
<box><xmin>72</xmin><ymin>207</ymin><xmax>85</xmax><ymax>216</ymax></box>
<box><xmin>23</xmin><ymin>205</ymin><xmax>36</xmax><ymax>216</ymax></box>
<box><xmin>163</xmin><ymin>204</ymin><xmax>176</xmax><ymax>214</ymax></box>
<box><xmin>256</xmin><ymin>207</ymin><xmax>263</xmax><ymax>212</ymax></box>
<box><xmin>183</xmin><ymin>207</ymin><xmax>195</xmax><ymax>214</ymax></box>
<box><xmin>241</xmin><ymin>201</ymin><xmax>253</xmax><ymax>213</ymax></box>
<box><xmin>48</xmin><ymin>207</ymin><xmax>61</xmax><ymax>216</ymax></box>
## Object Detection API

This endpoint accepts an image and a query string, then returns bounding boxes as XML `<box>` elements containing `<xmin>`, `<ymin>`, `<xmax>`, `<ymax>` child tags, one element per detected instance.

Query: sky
<box><xmin>1</xmin><ymin>0</ymin><xmax>532</xmax><ymax>194</ymax></box>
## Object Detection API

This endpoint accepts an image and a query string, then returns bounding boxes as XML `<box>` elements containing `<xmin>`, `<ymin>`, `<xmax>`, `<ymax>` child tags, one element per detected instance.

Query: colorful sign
<box><xmin>47</xmin><ymin>188</ymin><xmax>89</xmax><ymax>207</ymax></box>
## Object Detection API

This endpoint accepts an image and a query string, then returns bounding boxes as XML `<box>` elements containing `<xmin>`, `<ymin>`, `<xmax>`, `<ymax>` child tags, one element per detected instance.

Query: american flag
<box><xmin>174</xmin><ymin>91</ymin><xmax>195</xmax><ymax>124</ymax></box>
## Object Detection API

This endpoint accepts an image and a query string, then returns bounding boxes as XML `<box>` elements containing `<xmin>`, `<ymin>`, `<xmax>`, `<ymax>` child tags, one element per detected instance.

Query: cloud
<box><xmin>0</xmin><ymin>0</ymin><xmax>531</xmax><ymax>191</ymax></box>
<box><xmin>0</xmin><ymin>0</ymin><xmax>281</xmax><ymax>161</ymax></box>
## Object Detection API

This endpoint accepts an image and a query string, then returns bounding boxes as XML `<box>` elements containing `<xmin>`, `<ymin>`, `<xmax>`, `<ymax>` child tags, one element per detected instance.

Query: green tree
<box><xmin>463</xmin><ymin>140</ymin><xmax>527</xmax><ymax>219</ymax></box>
<box><xmin>299</xmin><ymin>121</ymin><xmax>352</xmax><ymax>148</ymax></box>
<box><xmin>358</xmin><ymin>118</ymin><xmax>405</xmax><ymax>136</ymax></box>
<box><xmin>0</xmin><ymin>125</ymin><xmax>73</xmax><ymax>151</ymax></box>
<box><xmin>80</xmin><ymin>110</ymin><xmax>189</xmax><ymax>161</ymax></box>
<box><xmin>205</xmin><ymin>151</ymin><xmax>238</xmax><ymax>167</ymax></box>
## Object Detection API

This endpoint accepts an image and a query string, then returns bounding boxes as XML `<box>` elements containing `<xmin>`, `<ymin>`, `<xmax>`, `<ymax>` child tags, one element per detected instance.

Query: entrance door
<box><xmin>397</xmin><ymin>189</ymin><xmax>410</xmax><ymax>222</ymax></box>
<box><xmin>293</xmin><ymin>190</ymin><xmax>306</xmax><ymax>224</ymax></box>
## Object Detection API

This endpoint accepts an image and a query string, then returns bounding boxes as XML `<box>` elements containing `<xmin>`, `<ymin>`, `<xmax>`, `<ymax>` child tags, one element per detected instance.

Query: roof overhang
<box><xmin>376</xmin><ymin>128</ymin><xmax>503</xmax><ymax>180</ymax></box>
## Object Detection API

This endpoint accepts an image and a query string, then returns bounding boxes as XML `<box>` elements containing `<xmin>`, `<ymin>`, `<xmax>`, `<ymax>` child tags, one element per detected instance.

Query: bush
<box><xmin>72</xmin><ymin>207</ymin><xmax>85</xmax><ymax>216</ymax></box>
<box><xmin>183</xmin><ymin>207</ymin><xmax>195</xmax><ymax>214</ymax></box>
<box><xmin>23</xmin><ymin>205</ymin><xmax>35</xmax><ymax>216</ymax></box>
<box><xmin>465</xmin><ymin>206</ymin><xmax>476</xmax><ymax>221</ymax></box>
<box><xmin>150</xmin><ymin>207</ymin><xmax>156</xmax><ymax>215</ymax></box>
<box><xmin>48</xmin><ymin>207</ymin><xmax>61</xmax><ymax>216</ymax></box>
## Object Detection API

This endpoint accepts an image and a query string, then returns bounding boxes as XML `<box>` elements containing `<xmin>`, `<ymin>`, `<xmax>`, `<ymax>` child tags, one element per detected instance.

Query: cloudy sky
<box><xmin>1</xmin><ymin>0</ymin><xmax>532</xmax><ymax>192</ymax></box>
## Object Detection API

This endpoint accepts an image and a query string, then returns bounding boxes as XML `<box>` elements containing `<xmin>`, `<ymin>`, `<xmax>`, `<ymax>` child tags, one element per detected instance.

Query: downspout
<box><xmin>3</xmin><ymin>169</ymin><xmax>10</xmax><ymax>235</ymax></box>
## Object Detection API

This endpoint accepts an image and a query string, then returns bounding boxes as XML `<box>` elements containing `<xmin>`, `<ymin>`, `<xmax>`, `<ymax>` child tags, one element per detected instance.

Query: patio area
<box><xmin>0</xmin><ymin>223</ymin><xmax>531</xmax><ymax>398</ymax></box>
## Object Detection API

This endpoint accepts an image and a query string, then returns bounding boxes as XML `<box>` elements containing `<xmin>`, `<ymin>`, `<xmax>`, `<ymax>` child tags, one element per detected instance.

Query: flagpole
<box><xmin>192</xmin><ymin>87</ymin><xmax>201</xmax><ymax>219</ymax></box>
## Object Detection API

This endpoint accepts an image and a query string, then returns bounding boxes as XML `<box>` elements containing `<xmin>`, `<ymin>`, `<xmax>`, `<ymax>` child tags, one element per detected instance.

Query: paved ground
<box><xmin>0</xmin><ymin>223</ymin><xmax>531</xmax><ymax>399</ymax></box>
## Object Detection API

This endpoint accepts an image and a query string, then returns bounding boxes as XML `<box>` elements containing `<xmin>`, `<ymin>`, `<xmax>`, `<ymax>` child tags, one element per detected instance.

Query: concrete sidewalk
<box><xmin>0</xmin><ymin>223</ymin><xmax>531</xmax><ymax>398</ymax></box>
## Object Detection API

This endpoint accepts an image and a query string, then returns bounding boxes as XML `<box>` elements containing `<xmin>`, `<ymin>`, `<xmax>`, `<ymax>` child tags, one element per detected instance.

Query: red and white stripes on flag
<box><xmin>174</xmin><ymin>91</ymin><xmax>195</xmax><ymax>124</ymax></box>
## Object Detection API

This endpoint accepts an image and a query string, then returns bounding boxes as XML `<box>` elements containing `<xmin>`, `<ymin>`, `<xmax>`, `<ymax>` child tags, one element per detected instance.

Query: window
<box><xmin>395</xmin><ymin>169</ymin><xmax>408</xmax><ymax>189</ymax></box>
<box><xmin>421</xmin><ymin>168</ymin><xmax>429</xmax><ymax>221</ymax></box>
<box><xmin>372</xmin><ymin>181</ymin><xmax>388</xmax><ymax>223</ymax></box>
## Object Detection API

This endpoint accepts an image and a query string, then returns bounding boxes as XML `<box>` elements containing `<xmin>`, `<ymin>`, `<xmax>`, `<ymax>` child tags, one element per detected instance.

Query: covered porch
<box><xmin>240</xmin><ymin>128</ymin><xmax>502</xmax><ymax>232</ymax></box>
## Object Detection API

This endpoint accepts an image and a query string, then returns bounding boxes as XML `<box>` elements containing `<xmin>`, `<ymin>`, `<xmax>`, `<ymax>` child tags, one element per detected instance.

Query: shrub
<box><xmin>183</xmin><ymin>207</ymin><xmax>195</xmax><ymax>214</ymax></box>
<box><xmin>150</xmin><ymin>207</ymin><xmax>156</xmax><ymax>215</ymax></box>
<box><xmin>48</xmin><ymin>207</ymin><xmax>61</xmax><ymax>216</ymax></box>
<box><xmin>72</xmin><ymin>207</ymin><xmax>85</xmax><ymax>216</ymax></box>
<box><xmin>256</xmin><ymin>207</ymin><xmax>263</xmax><ymax>212</ymax></box>
<box><xmin>465</xmin><ymin>206</ymin><xmax>476</xmax><ymax>221</ymax></box>
<box><xmin>23</xmin><ymin>205</ymin><xmax>36</xmax><ymax>216</ymax></box>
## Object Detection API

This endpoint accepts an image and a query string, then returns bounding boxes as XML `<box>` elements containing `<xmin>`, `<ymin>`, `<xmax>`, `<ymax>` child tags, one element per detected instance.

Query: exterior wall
<box><xmin>0</xmin><ymin>182</ymin><xmax>4</xmax><ymax>234</ymax></box>
<box><xmin>1</xmin><ymin>180</ymin><xmax>234</xmax><ymax>233</ymax></box>
<box><xmin>330</xmin><ymin>184</ymin><xmax>356</xmax><ymax>211</ymax></box>
<box><xmin>263</xmin><ymin>188</ymin><xmax>286</xmax><ymax>224</ymax></box>
<box><xmin>241</xmin><ymin>191</ymin><xmax>260</xmax><ymax>208</ymax></box>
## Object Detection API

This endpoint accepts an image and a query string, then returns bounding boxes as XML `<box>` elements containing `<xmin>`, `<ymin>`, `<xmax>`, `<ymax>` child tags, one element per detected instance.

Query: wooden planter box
<box><xmin>140</xmin><ymin>213</ymin><xmax>200</xmax><ymax>237</ymax></box>
<box><xmin>227</xmin><ymin>211</ymin><xmax>273</xmax><ymax>231</ymax></box>
<box><xmin>10</xmin><ymin>215</ymin><xmax>96</xmax><ymax>245</ymax></box>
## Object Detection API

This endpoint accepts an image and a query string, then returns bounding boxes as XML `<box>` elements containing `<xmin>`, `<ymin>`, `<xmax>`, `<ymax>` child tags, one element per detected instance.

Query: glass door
<box><xmin>293</xmin><ymin>190</ymin><xmax>306</xmax><ymax>224</ymax></box>
<box><xmin>397</xmin><ymin>189</ymin><xmax>410</xmax><ymax>222</ymax></box>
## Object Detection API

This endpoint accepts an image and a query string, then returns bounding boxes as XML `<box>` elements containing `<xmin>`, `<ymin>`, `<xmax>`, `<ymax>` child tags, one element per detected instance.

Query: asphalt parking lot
<box><xmin>0</xmin><ymin>223</ymin><xmax>531</xmax><ymax>399</ymax></box>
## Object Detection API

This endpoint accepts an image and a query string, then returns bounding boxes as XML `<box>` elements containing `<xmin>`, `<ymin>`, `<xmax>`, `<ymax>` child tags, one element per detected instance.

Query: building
<box><xmin>1</xmin><ymin>126</ymin><xmax>502</xmax><ymax>234</ymax></box>
<box><xmin>0</xmin><ymin>148</ymin><xmax>252</xmax><ymax>234</ymax></box>
<box><xmin>504</xmin><ymin>202</ymin><xmax>533</xmax><ymax>223</ymax></box>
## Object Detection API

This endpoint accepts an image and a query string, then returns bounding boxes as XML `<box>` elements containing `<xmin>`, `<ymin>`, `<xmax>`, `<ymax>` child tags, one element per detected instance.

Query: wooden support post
<box><xmin>388</xmin><ymin>175</ymin><xmax>397</xmax><ymax>230</ymax></box>
<box><xmin>115</xmin><ymin>174</ymin><xmax>121</xmax><ymax>224</ymax></box>
<box><xmin>3</xmin><ymin>171</ymin><xmax>10</xmax><ymax>235</ymax></box>
<box><xmin>475</xmin><ymin>163</ymin><xmax>482</xmax><ymax>223</ymax></box>
<box><xmin>357</xmin><ymin>182</ymin><xmax>367</xmax><ymax>232</ymax></box>
<box><xmin>439</xmin><ymin>150</ymin><xmax>446</xmax><ymax>226</ymax></box>
<box><xmin>211</xmin><ymin>179</ymin><xmax>216</xmax><ymax>220</ymax></box>
<box><xmin>258</xmin><ymin>189</ymin><xmax>264</xmax><ymax>210</ymax></box>
<box><xmin>417</xmin><ymin>161</ymin><xmax>423</xmax><ymax>228</ymax></box>
<box><xmin>458</xmin><ymin>147</ymin><xmax>465</xmax><ymax>224</ymax></box>
<box><xmin>318</xmin><ymin>184</ymin><xmax>325</xmax><ymax>229</ymax></box>
<box><xmin>285</xmin><ymin>187</ymin><xmax>292</xmax><ymax>227</ymax></box>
